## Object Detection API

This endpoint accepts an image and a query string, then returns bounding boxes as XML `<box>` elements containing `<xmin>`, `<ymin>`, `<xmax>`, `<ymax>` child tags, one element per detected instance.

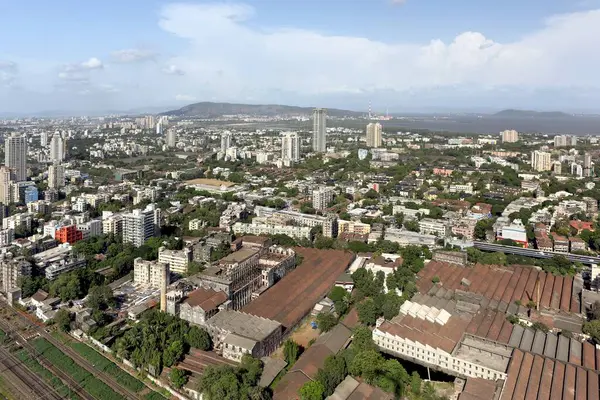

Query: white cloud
<box><xmin>175</xmin><ymin>94</ymin><xmax>196</xmax><ymax>101</ymax></box>
<box><xmin>112</xmin><ymin>49</ymin><xmax>156</xmax><ymax>63</ymax></box>
<box><xmin>157</xmin><ymin>3</ymin><xmax>600</xmax><ymax>99</ymax></box>
<box><xmin>81</xmin><ymin>57</ymin><xmax>103</xmax><ymax>70</ymax></box>
<box><xmin>0</xmin><ymin>61</ymin><xmax>18</xmax><ymax>86</ymax></box>
<box><xmin>162</xmin><ymin>65</ymin><xmax>185</xmax><ymax>75</ymax></box>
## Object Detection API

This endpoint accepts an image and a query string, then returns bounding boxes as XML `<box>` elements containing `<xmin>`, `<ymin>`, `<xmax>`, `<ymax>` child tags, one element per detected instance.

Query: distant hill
<box><xmin>493</xmin><ymin>109</ymin><xmax>573</xmax><ymax>118</ymax></box>
<box><xmin>161</xmin><ymin>102</ymin><xmax>363</xmax><ymax>118</ymax></box>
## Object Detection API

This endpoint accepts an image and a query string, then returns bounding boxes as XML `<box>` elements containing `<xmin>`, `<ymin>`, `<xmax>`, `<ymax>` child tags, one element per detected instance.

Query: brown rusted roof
<box><xmin>182</xmin><ymin>288</ymin><xmax>227</xmax><ymax>312</ymax></box>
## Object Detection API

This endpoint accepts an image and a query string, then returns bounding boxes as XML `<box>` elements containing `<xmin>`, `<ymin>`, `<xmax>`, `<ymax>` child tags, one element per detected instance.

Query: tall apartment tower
<box><xmin>531</xmin><ymin>151</ymin><xmax>552</xmax><ymax>172</ymax></box>
<box><xmin>166</xmin><ymin>130</ymin><xmax>177</xmax><ymax>148</ymax></box>
<box><xmin>49</xmin><ymin>132</ymin><xmax>64</xmax><ymax>163</ymax></box>
<box><xmin>221</xmin><ymin>132</ymin><xmax>232</xmax><ymax>152</ymax></box>
<box><xmin>366</xmin><ymin>122</ymin><xmax>383</xmax><ymax>148</ymax></box>
<box><xmin>5</xmin><ymin>133</ymin><xmax>27</xmax><ymax>182</ymax></box>
<box><xmin>123</xmin><ymin>204</ymin><xmax>161</xmax><ymax>247</ymax></box>
<box><xmin>281</xmin><ymin>132</ymin><xmax>300</xmax><ymax>162</ymax></box>
<box><xmin>500</xmin><ymin>130</ymin><xmax>519</xmax><ymax>143</ymax></box>
<box><xmin>312</xmin><ymin>108</ymin><xmax>327</xmax><ymax>152</ymax></box>
<box><xmin>0</xmin><ymin>167</ymin><xmax>14</xmax><ymax>205</ymax></box>
<box><xmin>40</xmin><ymin>132</ymin><xmax>48</xmax><ymax>147</ymax></box>
<box><xmin>312</xmin><ymin>187</ymin><xmax>334</xmax><ymax>211</ymax></box>
<box><xmin>584</xmin><ymin>153</ymin><xmax>593</xmax><ymax>177</ymax></box>
<box><xmin>47</xmin><ymin>164</ymin><xmax>65</xmax><ymax>189</ymax></box>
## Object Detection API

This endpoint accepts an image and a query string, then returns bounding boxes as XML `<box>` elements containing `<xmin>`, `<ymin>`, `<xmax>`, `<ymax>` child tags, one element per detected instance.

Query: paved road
<box><xmin>0</xmin><ymin>302</ymin><xmax>139</xmax><ymax>400</ymax></box>
<box><xmin>473</xmin><ymin>241</ymin><xmax>600</xmax><ymax>265</ymax></box>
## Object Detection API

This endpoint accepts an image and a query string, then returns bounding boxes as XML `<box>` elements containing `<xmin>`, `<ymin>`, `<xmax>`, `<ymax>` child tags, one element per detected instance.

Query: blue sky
<box><xmin>1</xmin><ymin>0</ymin><xmax>600</xmax><ymax>114</ymax></box>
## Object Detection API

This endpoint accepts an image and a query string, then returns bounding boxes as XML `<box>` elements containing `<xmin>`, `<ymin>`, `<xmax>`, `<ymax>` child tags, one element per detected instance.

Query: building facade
<box><xmin>281</xmin><ymin>131</ymin><xmax>300</xmax><ymax>162</ymax></box>
<box><xmin>531</xmin><ymin>151</ymin><xmax>552</xmax><ymax>172</ymax></box>
<box><xmin>123</xmin><ymin>205</ymin><xmax>161</xmax><ymax>247</ymax></box>
<box><xmin>133</xmin><ymin>258</ymin><xmax>170</xmax><ymax>288</ymax></box>
<box><xmin>366</xmin><ymin>122</ymin><xmax>383</xmax><ymax>148</ymax></box>
<box><xmin>5</xmin><ymin>133</ymin><xmax>27</xmax><ymax>181</ymax></box>
<box><xmin>158</xmin><ymin>246</ymin><xmax>192</xmax><ymax>275</ymax></box>
<box><xmin>312</xmin><ymin>108</ymin><xmax>327</xmax><ymax>152</ymax></box>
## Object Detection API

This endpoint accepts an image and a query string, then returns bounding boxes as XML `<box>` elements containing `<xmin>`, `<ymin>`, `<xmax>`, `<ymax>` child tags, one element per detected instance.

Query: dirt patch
<box><xmin>271</xmin><ymin>319</ymin><xmax>321</xmax><ymax>360</ymax></box>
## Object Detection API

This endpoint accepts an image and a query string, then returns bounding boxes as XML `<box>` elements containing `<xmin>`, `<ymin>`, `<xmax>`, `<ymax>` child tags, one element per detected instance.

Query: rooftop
<box><xmin>207</xmin><ymin>310</ymin><xmax>281</xmax><ymax>342</ymax></box>
<box><xmin>182</xmin><ymin>288</ymin><xmax>227</xmax><ymax>312</ymax></box>
<box><xmin>219</xmin><ymin>247</ymin><xmax>259</xmax><ymax>264</ymax></box>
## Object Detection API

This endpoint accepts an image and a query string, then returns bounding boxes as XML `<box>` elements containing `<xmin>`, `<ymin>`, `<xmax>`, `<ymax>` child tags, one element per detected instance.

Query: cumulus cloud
<box><xmin>59</xmin><ymin>57</ymin><xmax>103</xmax><ymax>83</ymax></box>
<box><xmin>112</xmin><ymin>49</ymin><xmax>156</xmax><ymax>63</ymax></box>
<box><xmin>157</xmin><ymin>3</ymin><xmax>600</xmax><ymax>99</ymax></box>
<box><xmin>162</xmin><ymin>65</ymin><xmax>185</xmax><ymax>75</ymax></box>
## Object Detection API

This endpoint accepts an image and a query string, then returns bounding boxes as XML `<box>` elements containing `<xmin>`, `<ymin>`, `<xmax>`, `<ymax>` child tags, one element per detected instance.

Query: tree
<box><xmin>329</xmin><ymin>286</ymin><xmax>350</xmax><ymax>316</ymax></box>
<box><xmin>357</xmin><ymin>298</ymin><xmax>379</xmax><ymax>326</ymax></box>
<box><xmin>169</xmin><ymin>368</ymin><xmax>189</xmax><ymax>389</ymax></box>
<box><xmin>474</xmin><ymin>219</ymin><xmax>494</xmax><ymax>240</ymax></box>
<box><xmin>284</xmin><ymin>340</ymin><xmax>301</xmax><ymax>365</ymax></box>
<box><xmin>316</xmin><ymin>312</ymin><xmax>337</xmax><ymax>333</ymax></box>
<box><xmin>411</xmin><ymin>371</ymin><xmax>422</xmax><ymax>394</ymax></box>
<box><xmin>349</xmin><ymin>350</ymin><xmax>384</xmax><ymax>384</ymax></box>
<box><xmin>86</xmin><ymin>285</ymin><xmax>115</xmax><ymax>311</ymax></box>
<box><xmin>583</xmin><ymin>320</ymin><xmax>600</xmax><ymax>343</ymax></box>
<box><xmin>316</xmin><ymin>354</ymin><xmax>347</xmax><ymax>397</ymax></box>
<box><xmin>352</xmin><ymin>326</ymin><xmax>377</xmax><ymax>352</ymax></box>
<box><xmin>163</xmin><ymin>340</ymin><xmax>185</xmax><ymax>367</ymax></box>
<box><xmin>381</xmin><ymin>292</ymin><xmax>402</xmax><ymax>320</ymax></box>
<box><xmin>54</xmin><ymin>309</ymin><xmax>71</xmax><ymax>332</ymax></box>
<box><xmin>299</xmin><ymin>381</ymin><xmax>325</xmax><ymax>400</ymax></box>
<box><xmin>403</xmin><ymin>220</ymin><xmax>419</xmax><ymax>232</ymax></box>
<box><xmin>187</xmin><ymin>326</ymin><xmax>212</xmax><ymax>350</ymax></box>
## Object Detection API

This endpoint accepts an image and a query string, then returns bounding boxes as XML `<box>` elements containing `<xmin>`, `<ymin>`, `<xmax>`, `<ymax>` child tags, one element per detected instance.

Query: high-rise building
<box><xmin>312</xmin><ymin>108</ymin><xmax>327</xmax><ymax>152</ymax></box>
<box><xmin>50</xmin><ymin>132</ymin><xmax>64</xmax><ymax>163</ymax></box>
<box><xmin>554</xmin><ymin>135</ymin><xmax>577</xmax><ymax>147</ymax></box>
<box><xmin>48</xmin><ymin>164</ymin><xmax>65</xmax><ymax>189</ymax></box>
<box><xmin>312</xmin><ymin>187</ymin><xmax>334</xmax><ymax>211</ymax></box>
<box><xmin>366</xmin><ymin>122</ymin><xmax>383</xmax><ymax>148</ymax></box>
<box><xmin>221</xmin><ymin>132</ymin><xmax>232</xmax><ymax>152</ymax></box>
<box><xmin>156</xmin><ymin>121</ymin><xmax>164</xmax><ymax>135</ymax></box>
<box><xmin>5</xmin><ymin>133</ymin><xmax>27</xmax><ymax>181</ymax></box>
<box><xmin>584</xmin><ymin>153</ymin><xmax>593</xmax><ymax>177</ymax></box>
<box><xmin>500</xmin><ymin>130</ymin><xmax>519</xmax><ymax>143</ymax></box>
<box><xmin>552</xmin><ymin>161</ymin><xmax>562</xmax><ymax>175</ymax></box>
<box><xmin>123</xmin><ymin>204</ymin><xmax>161</xmax><ymax>247</ymax></box>
<box><xmin>133</xmin><ymin>258</ymin><xmax>170</xmax><ymax>288</ymax></box>
<box><xmin>571</xmin><ymin>163</ymin><xmax>583</xmax><ymax>178</ymax></box>
<box><xmin>281</xmin><ymin>132</ymin><xmax>300</xmax><ymax>162</ymax></box>
<box><xmin>531</xmin><ymin>151</ymin><xmax>552</xmax><ymax>172</ymax></box>
<box><xmin>40</xmin><ymin>132</ymin><xmax>48</xmax><ymax>147</ymax></box>
<box><xmin>24</xmin><ymin>186</ymin><xmax>38</xmax><ymax>204</ymax></box>
<box><xmin>166</xmin><ymin>130</ymin><xmax>177</xmax><ymax>148</ymax></box>
<box><xmin>0</xmin><ymin>167</ymin><xmax>14</xmax><ymax>205</ymax></box>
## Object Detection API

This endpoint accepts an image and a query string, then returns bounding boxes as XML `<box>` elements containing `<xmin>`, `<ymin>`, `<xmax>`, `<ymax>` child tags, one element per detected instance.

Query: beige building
<box><xmin>531</xmin><ymin>151</ymin><xmax>552</xmax><ymax>172</ymax></box>
<box><xmin>338</xmin><ymin>220</ymin><xmax>371</xmax><ymax>235</ymax></box>
<box><xmin>133</xmin><ymin>258</ymin><xmax>170</xmax><ymax>288</ymax></box>
<box><xmin>366</xmin><ymin>122</ymin><xmax>383</xmax><ymax>148</ymax></box>
<box><xmin>0</xmin><ymin>166</ymin><xmax>14</xmax><ymax>205</ymax></box>
<box><xmin>158</xmin><ymin>246</ymin><xmax>192</xmax><ymax>275</ymax></box>
<box><xmin>500</xmin><ymin>129</ymin><xmax>518</xmax><ymax>143</ymax></box>
<box><xmin>0</xmin><ymin>254</ymin><xmax>31</xmax><ymax>294</ymax></box>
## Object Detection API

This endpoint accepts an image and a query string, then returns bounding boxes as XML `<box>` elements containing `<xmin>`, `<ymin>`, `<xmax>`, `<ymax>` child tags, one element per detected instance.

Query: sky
<box><xmin>1</xmin><ymin>0</ymin><xmax>600</xmax><ymax>114</ymax></box>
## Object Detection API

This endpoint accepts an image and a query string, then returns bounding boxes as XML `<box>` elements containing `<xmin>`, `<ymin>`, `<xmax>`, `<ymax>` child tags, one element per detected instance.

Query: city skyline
<box><xmin>2</xmin><ymin>1</ymin><xmax>600</xmax><ymax>114</ymax></box>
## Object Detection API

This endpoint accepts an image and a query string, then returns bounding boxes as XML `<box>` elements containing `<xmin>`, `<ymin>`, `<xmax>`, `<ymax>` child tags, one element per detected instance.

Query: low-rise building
<box><xmin>158</xmin><ymin>246</ymin><xmax>192</xmax><ymax>275</ymax></box>
<box><xmin>133</xmin><ymin>258</ymin><xmax>170</xmax><ymax>288</ymax></box>
<box><xmin>418</xmin><ymin>218</ymin><xmax>450</xmax><ymax>237</ymax></box>
<box><xmin>569</xmin><ymin>237</ymin><xmax>586</xmax><ymax>252</ymax></box>
<box><xmin>45</xmin><ymin>258</ymin><xmax>86</xmax><ymax>280</ymax></box>
<box><xmin>232</xmin><ymin>222</ymin><xmax>311</xmax><ymax>240</ymax></box>
<box><xmin>553</xmin><ymin>235</ymin><xmax>569</xmax><ymax>253</ymax></box>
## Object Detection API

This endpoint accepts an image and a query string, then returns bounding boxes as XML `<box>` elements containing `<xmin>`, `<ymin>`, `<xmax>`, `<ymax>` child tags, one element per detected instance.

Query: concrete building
<box><xmin>0</xmin><ymin>254</ymin><xmax>31</xmax><ymax>294</ymax></box>
<box><xmin>221</xmin><ymin>132</ymin><xmax>232</xmax><ymax>152</ymax></box>
<box><xmin>24</xmin><ymin>186</ymin><xmax>38</xmax><ymax>204</ymax></box>
<box><xmin>366</xmin><ymin>122</ymin><xmax>382</xmax><ymax>148</ymax></box>
<box><xmin>584</xmin><ymin>152</ymin><xmax>593</xmax><ymax>177</ymax></box>
<box><xmin>166</xmin><ymin>130</ymin><xmax>177</xmax><ymax>148</ymax></box>
<box><xmin>418</xmin><ymin>218</ymin><xmax>450</xmax><ymax>237</ymax></box>
<box><xmin>45</xmin><ymin>258</ymin><xmax>86</xmax><ymax>280</ymax></box>
<box><xmin>5</xmin><ymin>133</ymin><xmax>27</xmax><ymax>181</ymax></box>
<box><xmin>312</xmin><ymin>186</ymin><xmax>334</xmax><ymax>211</ymax></box>
<box><xmin>496</xmin><ymin>220</ymin><xmax>528</xmax><ymax>247</ymax></box>
<box><xmin>552</xmin><ymin>161</ymin><xmax>562</xmax><ymax>175</ymax></box>
<box><xmin>0</xmin><ymin>167</ymin><xmax>14</xmax><ymax>204</ymax></box>
<box><xmin>337</xmin><ymin>220</ymin><xmax>371</xmax><ymax>235</ymax></box>
<box><xmin>281</xmin><ymin>131</ymin><xmax>300</xmax><ymax>162</ymax></box>
<box><xmin>531</xmin><ymin>151</ymin><xmax>552</xmax><ymax>172</ymax></box>
<box><xmin>232</xmin><ymin>222</ymin><xmax>312</xmax><ymax>240</ymax></box>
<box><xmin>133</xmin><ymin>258</ymin><xmax>170</xmax><ymax>288</ymax></box>
<box><xmin>500</xmin><ymin>129</ymin><xmax>518</xmax><ymax>143</ymax></box>
<box><xmin>554</xmin><ymin>135</ymin><xmax>577</xmax><ymax>148</ymax></box>
<box><xmin>49</xmin><ymin>132</ymin><xmax>65</xmax><ymax>163</ymax></box>
<box><xmin>312</xmin><ymin>108</ymin><xmax>327</xmax><ymax>152</ymax></box>
<box><xmin>123</xmin><ymin>205</ymin><xmax>161</xmax><ymax>247</ymax></box>
<box><xmin>0</xmin><ymin>228</ymin><xmax>14</xmax><ymax>247</ymax></box>
<box><xmin>102</xmin><ymin>214</ymin><xmax>123</xmax><ymax>236</ymax></box>
<box><xmin>158</xmin><ymin>246</ymin><xmax>192</xmax><ymax>275</ymax></box>
<box><xmin>3</xmin><ymin>213</ymin><xmax>32</xmax><ymax>231</ymax></box>
<box><xmin>77</xmin><ymin>219</ymin><xmax>102</xmax><ymax>240</ymax></box>
<box><xmin>47</xmin><ymin>164</ymin><xmax>65</xmax><ymax>189</ymax></box>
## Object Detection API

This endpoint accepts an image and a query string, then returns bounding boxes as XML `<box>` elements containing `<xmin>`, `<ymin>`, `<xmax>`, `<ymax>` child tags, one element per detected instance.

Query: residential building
<box><xmin>500</xmin><ymin>129</ymin><xmax>518</xmax><ymax>143</ymax></box>
<box><xmin>49</xmin><ymin>132</ymin><xmax>65</xmax><ymax>163</ymax></box>
<box><xmin>570</xmin><ymin>237</ymin><xmax>586</xmax><ymax>252</ymax></box>
<box><xmin>158</xmin><ymin>246</ymin><xmax>192</xmax><ymax>275</ymax></box>
<box><xmin>531</xmin><ymin>151</ymin><xmax>552</xmax><ymax>172</ymax></box>
<box><xmin>553</xmin><ymin>235</ymin><xmax>569</xmax><ymax>253</ymax></box>
<box><xmin>4</xmin><ymin>133</ymin><xmax>27</xmax><ymax>181</ymax></box>
<box><xmin>0</xmin><ymin>167</ymin><xmax>14</xmax><ymax>204</ymax></box>
<box><xmin>312</xmin><ymin>186</ymin><xmax>334</xmax><ymax>211</ymax></box>
<box><xmin>554</xmin><ymin>135</ymin><xmax>577</xmax><ymax>148</ymax></box>
<box><xmin>584</xmin><ymin>153</ymin><xmax>593</xmax><ymax>177</ymax></box>
<box><xmin>268</xmin><ymin>210</ymin><xmax>337</xmax><ymax>238</ymax></box>
<box><xmin>232</xmin><ymin>222</ymin><xmax>311</xmax><ymax>240</ymax></box>
<box><xmin>123</xmin><ymin>204</ymin><xmax>161</xmax><ymax>247</ymax></box>
<box><xmin>45</xmin><ymin>258</ymin><xmax>86</xmax><ymax>280</ymax></box>
<box><xmin>47</xmin><ymin>164</ymin><xmax>65</xmax><ymax>189</ymax></box>
<box><xmin>0</xmin><ymin>228</ymin><xmax>14</xmax><ymax>247</ymax></box>
<box><xmin>221</xmin><ymin>132</ymin><xmax>232</xmax><ymax>152</ymax></box>
<box><xmin>583</xmin><ymin>197</ymin><xmax>598</xmax><ymax>214</ymax></box>
<box><xmin>133</xmin><ymin>258</ymin><xmax>170</xmax><ymax>288</ymax></box>
<box><xmin>3</xmin><ymin>213</ymin><xmax>32</xmax><ymax>231</ymax></box>
<box><xmin>448</xmin><ymin>184</ymin><xmax>473</xmax><ymax>194</ymax></box>
<box><xmin>281</xmin><ymin>132</ymin><xmax>300</xmax><ymax>162</ymax></box>
<box><xmin>189</xmin><ymin>218</ymin><xmax>205</xmax><ymax>231</ymax></box>
<box><xmin>496</xmin><ymin>220</ymin><xmax>528</xmax><ymax>247</ymax></box>
<box><xmin>451</xmin><ymin>219</ymin><xmax>477</xmax><ymax>240</ymax></box>
<box><xmin>337</xmin><ymin>220</ymin><xmax>371</xmax><ymax>235</ymax></box>
<box><xmin>312</xmin><ymin>108</ymin><xmax>327</xmax><ymax>152</ymax></box>
<box><xmin>24</xmin><ymin>186</ymin><xmax>38</xmax><ymax>204</ymax></box>
<box><xmin>55</xmin><ymin>225</ymin><xmax>83</xmax><ymax>244</ymax></box>
<box><xmin>10</xmin><ymin>181</ymin><xmax>35</xmax><ymax>204</ymax></box>
<box><xmin>77</xmin><ymin>220</ymin><xmax>102</xmax><ymax>240</ymax></box>
<box><xmin>166</xmin><ymin>130</ymin><xmax>177</xmax><ymax>148</ymax></box>
<box><xmin>366</xmin><ymin>122</ymin><xmax>382</xmax><ymax>148</ymax></box>
<box><xmin>0</xmin><ymin>254</ymin><xmax>31</xmax><ymax>294</ymax></box>
<box><xmin>418</xmin><ymin>218</ymin><xmax>450</xmax><ymax>237</ymax></box>
<box><xmin>552</xmin><ymin>161</ymin><xmax>562</xmax><ymax>175</ymax></box>
<box><xmin>102</xmin><ymin>213</ymin><xmax>123</xmax><ymax>236</ymax></box>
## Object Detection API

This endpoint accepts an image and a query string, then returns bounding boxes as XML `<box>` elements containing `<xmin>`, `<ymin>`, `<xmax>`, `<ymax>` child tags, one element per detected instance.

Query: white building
<box><xmin>0</xmin><ymin>166</ymin><xmax>14</xmax><ymax>204</ymax></box>
<box><xmin>123</xmin><ymin>205</ymin><xmax>161</xmax><ymax>247</ymax></box>
<box><xmin>102</xmin><ymin>214</ymin><xmax>123</xmax><ymax>236</ymax></box>
<box><xmin>312</xmin><ymin>108</ymin><xmax>327</xmax><ymax>152</ymax></box>
<box><xmin>496</xmin><ymin>220</ymin><xmax>527</xmax><ymax>245</ymax></box>
<box><xmin>366</xmin><ymin>123</ymin><xmax>383</xmax><ymax>148</ymax></box>
<box><xmin>0</xmin><ymin>228</ymin><xmax>14</xmax><ymax>247</ymax></box>
<box><xmin>312</xmin><ymin>187</ymin><xmax>334</xmax><ymax>211</ymax></box>
<box><xmin>133</xmin><ymin>258</ymin><xmax>170</xmax><ymax>288</ymax></box>
<box><xmin>5</xmin><ymin>133</ymin><xmax>27</xmax><ymax>181</ymax></box>
<box><xmin>232</xmin><ymin>222</ymin><xmax>312</xmax><ymax>240</ymax></box>
<box><xmin>418</xmin><ymin>218</ymin><xmax>450</xmax><ymax>237</ymax></box>
<box><xmin>49</xmin><ymin>132</ymin><xmax>65</xmax><ymax>163</ymax></box>
<box><xmin>3</xmin><ymin>213</ymin><xmax>32</xmax><ymax>231</ymax></box>
<box><xmin>221</xmin><ymin>132</ymin><xmax>232</xmax><ymax>152</ymax></box>
<box><xmin>531</xmin><ymin>151</ymin><xmax>552</xmax><ymax>172</ymax></box>
<box><xmin>281</xmin><ymin>132</ymin><xmax>300</xmax><ymax>162</ymax></box>
<box><xmin>448</xmin><ymin>184</ymin><xmax>473</xmax><ymax>194</ymax></box>
<box><xmin>47</xmin><ymin>164</ymin><xmax>65</xmax><ymax>189</ymax></box>
<box><xmin>166</xmin><ymin>130</ymin><xmax>177</xmax><ymax>148</ymax></box>
<box><xmin>158</xmin><ymin>246</ymin><xmax>192</xmax><ymax>275</ymax></box>
<box><xmin>500</xmin><ymin>129</ymin><xmax>518</xmax><ymax>143</ymax></box>
<box><xmin>77</xmin><ymin>220</ymin><xmax>102</xmax><ymax>240</ymax></box>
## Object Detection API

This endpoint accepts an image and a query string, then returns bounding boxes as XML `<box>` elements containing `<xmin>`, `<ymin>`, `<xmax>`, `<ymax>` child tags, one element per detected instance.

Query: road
<box><xmin>473</xmin><ymin>241</ymin><xmax>600</xmax><ymax>265</ymax></box>
<box><xmin>0</xmin><ymin>302</ymin><xmax>139</xmax><ymax>400</ymax></box>
<box><xmin>0</xmin><ymin>346</ymin><xmax>62</xmax><ymax>400</ymax></box>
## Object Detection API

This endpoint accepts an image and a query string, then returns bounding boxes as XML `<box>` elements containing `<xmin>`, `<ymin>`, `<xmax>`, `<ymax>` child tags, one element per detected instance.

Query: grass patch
<box><xmin>14</xmin><ymin>349</ymin><xmax>80</xmax><ymax>400</ymax></box>
<box><xmin>144</xmin><ymin>392</ymin><xmax>169</xmax><ymax>400</ymax></box>
<box><xmin>32</xmin><ymin>338</ymin><xmax>124</xmax><ymax>400</ymax></box>
<box><xmin>68</xmin><ymin>343</ymin><xmax>145</xmax><ymax>392</ymax></box>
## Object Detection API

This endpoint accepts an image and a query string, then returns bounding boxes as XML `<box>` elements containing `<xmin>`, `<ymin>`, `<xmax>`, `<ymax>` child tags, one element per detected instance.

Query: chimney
<box><xmin>160</xmin><ymin>263</ymin><xmax>169</xmax><ymax>313</ymax></box>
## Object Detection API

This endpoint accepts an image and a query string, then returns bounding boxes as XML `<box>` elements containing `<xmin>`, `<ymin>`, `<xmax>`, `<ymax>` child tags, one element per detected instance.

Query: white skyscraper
<box><xmin>584</xmin><ymin>153</ymin><xmax>593</xmax><ymax>177</ymax></box>
<box><xmin>123</xmin><ymin>204</ymin><xmax>161</xmax><ymax>247</ymax></box>
<box><xmin>40</xmin><ymin>132</ymin><xmax>48</xmax><ymax>147</ymax></box>
<box><xmin>531</xmin><ymin>151</ymin><xmax>552</xmax><ymax>172</ymax></box>
<box><xmin>166</xmin><ymin>130</ymin><xmax>177</xmax><ymax>148</ymax></box>
<box><xmin>221</xmin><ymin>132</ymin><xmax>232</xmax><ymax>152</ymax></box>
<box><xmin>49</xmin><ymin>132</ymin><xmax>64</xmax><ymax>163</ymax></box>
<box><xmin>5</xmin><ymin>133</ymin><xmax>27</xmax><ymax>182</ymax></box>
<box><xmin>366</xmin><ymin>123</ymin><xmax>383</xmax><ymax>148</ymax></box>
<box><xmin>156</xmin><ymin>121</ymin><xmax>164</xmax><ymax>135</ymax></box>
<box><xmin>500</xmin><ymin>130</ymin><xmax>519</xmax><ymax>143</ymax></box>
<box><xmin>0</xmin><ymin>167</ymin><xmax>14</xmax><ymax>205</ymax></box>
<box><xmin>281</xmin><ymin>132</ymin><xmax>300</xmax><ymax>162</ymax></box>
<box><xmin>47</xmin><ymin>164</ymin><xmax>65</xmax><ymax>189</ymax></box>
<box><xmin>312</xmin><ymin>108</ymin><xmax>327</xmax><ymax>152</ymax></box>
<box><xmin>312</xmin><ymin>187</ymin><xmax>334</xmax><ymax>211</ymax></box>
